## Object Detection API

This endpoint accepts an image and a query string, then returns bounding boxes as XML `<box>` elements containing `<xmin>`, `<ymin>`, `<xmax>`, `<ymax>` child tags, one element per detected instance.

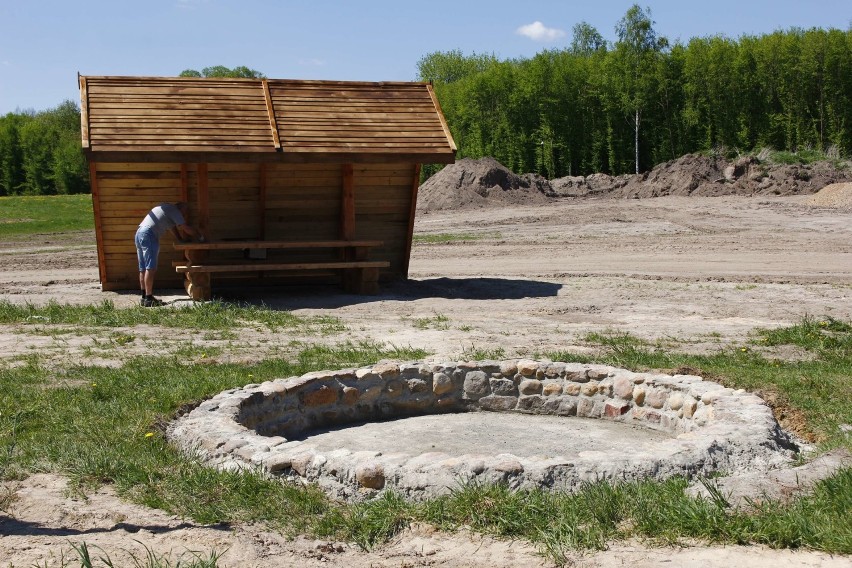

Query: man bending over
<box><xmin>135</xmin><ymin>202</ymin><xmax>200</xmax><ymax>307</ymax></box>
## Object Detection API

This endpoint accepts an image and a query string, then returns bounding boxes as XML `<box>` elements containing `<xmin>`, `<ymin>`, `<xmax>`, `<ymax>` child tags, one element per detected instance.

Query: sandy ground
<box><xmin>0</xmin><ymin>194</ymin><xmax>850</xmax><ymax>566</ymax></box>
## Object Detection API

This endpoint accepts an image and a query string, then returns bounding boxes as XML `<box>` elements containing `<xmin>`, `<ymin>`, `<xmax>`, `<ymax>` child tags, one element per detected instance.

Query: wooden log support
<box><xmin>88</xmin><ymin>162</ymin><xmax>108</xmax><ymax>286</ymax></box>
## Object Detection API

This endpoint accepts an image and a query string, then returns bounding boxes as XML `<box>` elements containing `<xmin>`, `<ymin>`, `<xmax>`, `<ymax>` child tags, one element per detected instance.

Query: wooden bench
<box><xmin>173</xmin><ymin>240</ymin><xmax>388</xmax><ymax>300</ymax></box>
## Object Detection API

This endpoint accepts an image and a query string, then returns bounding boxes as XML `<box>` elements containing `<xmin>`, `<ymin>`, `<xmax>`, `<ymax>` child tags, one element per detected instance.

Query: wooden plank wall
<box><xmin>352</xmin><ymin>163</ymin><xmax>416</xmax><ymax>275</ymax></box>
<box><xmin>94</xmin><ymin>161</ymin><xmax>416</xmax><ymax>290</ymax></box>
<box><xmin>95</xmin><ymin>162</ymin><xmax>185</xmax><ymax>289</ymax></box>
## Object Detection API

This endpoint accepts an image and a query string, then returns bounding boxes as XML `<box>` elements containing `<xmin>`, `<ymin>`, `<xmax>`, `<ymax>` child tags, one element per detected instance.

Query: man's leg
<box><xmin>143</xmin><ymin>269</ymin><xmax>157</xmax><ymax>296</ymax></box>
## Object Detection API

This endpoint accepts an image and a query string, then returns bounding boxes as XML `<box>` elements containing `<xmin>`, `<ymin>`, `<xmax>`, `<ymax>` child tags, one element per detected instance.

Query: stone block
<box><xmin>463</xmin><ymin>371</ymin><xmax>490</xmax><ymax>400</ymax></box>
<box><xmin>613</xmin><ymin>376</ymin><xmax>634</xmax><ymax>400</ymax></box>
<box><xmin>542</xmin><ymin>396</ymin><xmax>577</xmax><ymax>416</ymax></box>
<box><xmin>432</xmin><ymin>372</ymin><xmax>454</xmax><ymax>396</ymax></box>
<box><xmin>489</xmin><ymin>377</ymin><xmax>517</xmax><ymax>396</ymax></box>
<box><xmin>645</xmin><ymin>389</ymin><xmax>667</xmax><ymax>409</ymax></box>
<box><xmin>587</xmin><ymin>368</ymin><xmax>610</xmax><ymax>380</ymax></box>
<box><xmin>577</xmin><ymin>397</ymin><xmax>599</xmax><ymax>418</ymax></box>
<box><xmin>604</xmin><ymin>401</ymin><xmax>630</xmax><ymax>417</ymax></box>
<box><xmin>342</xmin><ymin>386</ymin><xmax>359</xmax><ymax>406</ymax></box>
<box><xmin>479</xmin><ymin>395</ymin><xmax>518</xmax><ymax>411</ymax></box>
<box><xmin>263</xmin><ymin>453</ymin><xmax>292</xmax><ymax>473</ymax></box>
<box><xmin>408</xmin><ymin>378</ymin><xmax>429</xmax><ymax>393</ymax></box>
<box><xmin>519</xmin><ymin>378</ymin><xmax>543</xmax><ymax>395</ymax></box>
<box><xmin>356</xmin><ymin>462</ymin><xmax>385</xmax><ymax>489</ymax></box>
<box><xmin>683</xmin><ymin>398</ymin><xmax>698</xmax><ymax>418</ymax></box>
<box><xmin>517</xmin><ymin>394</ymin><xmax>545</xmax><ymax>412</ymax></box>
<box><xmin>580</xmin><ymin>382</ymin><xmax>599</xmax><ymax>396</ymax></box>
<box><xmin>301</xmin><ymin>385</ymin><xmax>338</xmax><ymax>407</ymax></box>
<box><xmin>374</xmin><ymin>363</ymin><xmax>400</xmax><ymax>379</ymax></box>
<box><xmin>360</xmin><ymin>385</ymin><xmax>383</xmax><ymax>402</ymax></box>
<box><xmin>668</xmin><ymin>392</ymin><xmax>684</xmax><ymax>411</ymax></box>
<box><xmin>385</xmin><ymin>379</ymin><xmax>405</xmax><ymax>398</ymax></box>
<box><xmin>566</xmin><ymin>369</ymin><xmax>590</xmax><ymax>383</ymax></box>
<box><xmin>542</xmin><ymin>382</ymin><xmax>563</xmax><ymax>396</ymax></box>
<box><xmin>564</xmin><ymin>383</ymin><xmax>581</xmax><ymax>396</ymax></box>
<box><xmin>499</xmin><ymin>361</ymin><xmax>518</xmax><ymax>376</ymax></box>
<box><xmin>517</xmin><ymin>360</ymin><xmax>539</xmax><ymax>377</ymax></box>
<box><xmin>290</xmin><ymin>453</ymin><xmax>314</xmax><ymax>476</ymax></box>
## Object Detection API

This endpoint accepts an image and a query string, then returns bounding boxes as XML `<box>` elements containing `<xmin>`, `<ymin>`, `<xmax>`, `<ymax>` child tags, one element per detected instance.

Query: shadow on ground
<box><xmin>205</xmin><ymin>277</ymin><xmax>562</xmax><ymax>309</ymax></box>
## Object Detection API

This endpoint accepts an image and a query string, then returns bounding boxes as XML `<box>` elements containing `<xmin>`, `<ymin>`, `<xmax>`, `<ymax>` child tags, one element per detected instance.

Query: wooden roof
<box><xmin>80</xmin><ymin>76</ymin><xmax>457</xmax><ymax>164</ymax></box>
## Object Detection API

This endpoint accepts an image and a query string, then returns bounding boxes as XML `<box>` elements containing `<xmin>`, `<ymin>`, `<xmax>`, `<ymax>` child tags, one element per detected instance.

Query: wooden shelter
<box><xmin>80</xmin><ymin>75</ymin><xmax>456</xmax><ymax>298</ymax></box>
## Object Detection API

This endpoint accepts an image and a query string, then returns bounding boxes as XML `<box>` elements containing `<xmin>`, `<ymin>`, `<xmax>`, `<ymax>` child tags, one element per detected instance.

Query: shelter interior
<box><xmin>80</xmin><ymin>76</ymin><xmax>456</xmax><ymax>297</ymax></box>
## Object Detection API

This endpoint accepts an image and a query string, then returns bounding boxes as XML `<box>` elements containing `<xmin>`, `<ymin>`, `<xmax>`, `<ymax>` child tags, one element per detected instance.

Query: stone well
<box><xmin>167</xmin><ymin>360</ymin><xmax>799</xmax><ymax>500</ymax></box>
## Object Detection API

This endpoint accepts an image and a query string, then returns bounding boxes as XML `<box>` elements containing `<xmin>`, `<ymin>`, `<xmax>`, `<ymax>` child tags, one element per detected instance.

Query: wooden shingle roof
<box><xmin>80</xmin><ymin>76</ymin><xmax>457</xmax><ymax>164</ymax></box>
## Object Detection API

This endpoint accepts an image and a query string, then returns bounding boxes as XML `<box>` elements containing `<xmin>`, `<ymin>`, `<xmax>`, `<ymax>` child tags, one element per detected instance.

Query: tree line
<box><xmin>2</xmin><ymin>16</ymin><xmax>850</xmax><ymax>196</ymax></box>
<box><xmin>0</xmin><ymin>100</ymin><xmax>89</xmax><ymax>196</ymax></box>
<box><xmin>419</xmin><ymin>6</ymin><xmax>852</xmax><ymax>178</ymax></box>
<box><xmin>0</xmin><ymin>66</ymin><xmax>264</xmax><ymax>197</ymax></box>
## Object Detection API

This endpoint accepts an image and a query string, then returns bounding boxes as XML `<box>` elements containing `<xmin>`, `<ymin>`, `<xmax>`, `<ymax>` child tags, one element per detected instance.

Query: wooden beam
<box><xmin>197</xmin><ymin>163</ymin><xmax>210</xmax><ymax>235</ymax></box>
<box><xmin>403</xmin><ymin>163</ymin><xmax>422</xmax><ymax>278</ymax></box>
<box><xmin>80</xmin><ymin>77</ymin><xmax>90</xmax><ymax>149</ymax></box>
<box><xmin>88</xmin><ymin>162</ymin><xmax>108</xmax><ymax>286</ymax></box>
<box><xmin>262</xmin><ymin>79</ymin><xmax>282</xmax><ymax>150</ymax></box>
<box><xmin>341</xmin><ymin>163</ymin><xmax>355</xmax><ymax>241</ymax></box>
<box><xmin>259</xmin><ymin>163</ymin><xmax>267</xmax><ymax>240</ymax></box>
<box><xmin>180</xmin><ymin>163</ymin><xmax>189</xmax><ymax>202</ymax></box>
<box><xmin>427</xmin><ymin>83</ymin><xmax>457</xmax><ymax>151</ymax></box>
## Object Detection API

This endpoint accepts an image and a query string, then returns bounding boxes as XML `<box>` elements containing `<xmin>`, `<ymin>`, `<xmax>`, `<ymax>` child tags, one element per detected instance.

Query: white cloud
<box><xmin>516</xmin><ymin>21</ymin><xmax>566</xmax><ymax>42</ymax></box>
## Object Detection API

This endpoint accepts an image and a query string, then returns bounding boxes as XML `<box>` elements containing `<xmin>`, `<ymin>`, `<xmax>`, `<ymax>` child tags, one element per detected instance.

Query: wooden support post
<box><xmin>88</xmin><ymin>162</ymin><xmax>107</xmax><ymax>287</ymax></box>
<box><xmin>340</xmin><ymin>163</ymin><xmax>357</xmax><ymax>290</ymax></box>
<box><xmin>259</xmin><ymin>163</ymin><xmax>267</xmax><ymax>240</ymax></box>
<box><xmin>402</xmin><ymin>163</ymin><xmax>422</xmax><ymax>278</ymax></box>
<box><xmin>180</xmin><ymin>163</ymin><xmax>189</xmax><ymax>203</ymax></box>
<box><xmin>197</xmin><ymin>163</ymin><xmax>210</xmax><ymax>236</ymax></box>
<box><xmin>79</xmin><ymin>77</ymin><xmax>90</xmax><ymax>149</ymax></box>
<box><xmin>341</xmin><ymin>163</ymin><xmax>355</xmax><ymax>241</ymax></box>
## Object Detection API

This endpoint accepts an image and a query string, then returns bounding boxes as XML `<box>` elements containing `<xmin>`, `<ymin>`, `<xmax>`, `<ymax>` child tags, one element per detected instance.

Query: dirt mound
<box><xmin>419</xmin><ymin>154</ymin><xmax>852</xmax><ymax>211</ymax></box>
<box><xmin>550</xmin><ymin>154</ymin><xmax>852</xmax><ymax>199</ymax></box>
<box><xmin>805</xmin><ymin>182</ymin><xmax>852</xmax><ymax>209</ymax></box>
<box><xmin>417</xmin><ymin>157</ymin><xmax>551</xmax><ymax>212</ymax></box>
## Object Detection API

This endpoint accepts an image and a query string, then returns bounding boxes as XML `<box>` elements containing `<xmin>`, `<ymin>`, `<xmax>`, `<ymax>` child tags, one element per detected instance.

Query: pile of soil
<box><xmin>419</xmin><ymin>154</ymin><xmax>852</xmax><ymax>211</ymax></box>
<box><xmin>417</xmin><ymin>157</ymin><xmax>551</xmax><ymax>212</ymax></box>
<box><xmin>805</xmin><ymin>182</ymin><xmax>852</xmax><ymax>209</ymax></box>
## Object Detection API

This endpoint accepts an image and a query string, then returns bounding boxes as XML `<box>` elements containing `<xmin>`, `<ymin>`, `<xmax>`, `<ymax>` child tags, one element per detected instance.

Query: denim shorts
<box><xmin>135</xmin><ymin>226</ymin><xmax>160</xmax><ymax>271</ymax></box>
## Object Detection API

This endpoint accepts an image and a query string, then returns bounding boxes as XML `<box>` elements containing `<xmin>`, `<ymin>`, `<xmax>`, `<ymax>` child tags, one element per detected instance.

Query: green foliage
<box><xmin>425</xmin><ymin>14</ymin><xmax>852</xmax><ymax>178</ymax></box>
<box><xmin>179</xmin><ymin>66</ymin><xmax>265</xmax><ymax>78</ymax></box>
<box><xmin>0</xmin><ymin>101</ymin><xmax>88</xmax><ymax>196</ymax></box>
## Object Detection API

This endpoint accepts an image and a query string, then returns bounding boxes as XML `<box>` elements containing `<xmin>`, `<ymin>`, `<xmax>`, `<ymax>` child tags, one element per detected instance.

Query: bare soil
<box><xmin>1</xmin><ymin>177</ymin><xmax>851</xmax><ymax>566</ymax></box>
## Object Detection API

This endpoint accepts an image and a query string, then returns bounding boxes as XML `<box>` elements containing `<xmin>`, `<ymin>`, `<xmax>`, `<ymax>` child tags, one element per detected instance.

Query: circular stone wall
<box><xmin>167</xmin><ymin>360</ymin><xmax>799</xmax><ymax>500</ymax></box>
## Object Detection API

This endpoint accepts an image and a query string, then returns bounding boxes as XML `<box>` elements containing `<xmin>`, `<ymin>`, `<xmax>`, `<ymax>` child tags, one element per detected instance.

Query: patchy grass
<box><xmin>0</xmin><ymin>194</ymin><xmax>93</xmax><ymax>239</ymax></box>
<box><xmin>413</xmin><ymin>231</ymin><xmax>501</xmax><ymax>244</ymax></box>
<box><xmin>1</xmin><ymin>316</ymin><xmax>850</xmax><ymax>563</ymax></box>
<box><xmin>547</xmin><ymin>317</ymin><xmax>852</xmax><ymax>446</ymax></box>
<box><xmin>411</xmin><ymin>313</ymin><xmax>451</xmax><ymax>330</ymax></box>
<box><xmin>0</xmin><ymin>299</ymin><xmax>345</xmax><ymax>335</ymax></box>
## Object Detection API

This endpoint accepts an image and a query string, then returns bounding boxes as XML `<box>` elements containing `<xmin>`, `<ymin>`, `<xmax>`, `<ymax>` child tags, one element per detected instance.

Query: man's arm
<box><xmin>172</xmin><ymin>224</ymin><xmax>199</xmax><ymax>241</ymax></box>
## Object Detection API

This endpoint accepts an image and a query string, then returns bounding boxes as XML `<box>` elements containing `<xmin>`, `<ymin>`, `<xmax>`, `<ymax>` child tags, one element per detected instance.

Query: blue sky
<box><xmin>1</xmin><ymin>0</ymin><xmax>849</xmax><ymax>114</ymax></box>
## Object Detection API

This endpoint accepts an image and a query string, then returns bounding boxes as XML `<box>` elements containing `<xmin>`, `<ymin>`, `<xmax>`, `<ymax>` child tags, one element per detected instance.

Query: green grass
<box><xmin>0</xmin><ymin>317</ymin><xmax>850</xmax><ymax>563</ymax></box>
<box><xmin>547</xmin><ymin>316</ymin><xmax>852</xmax><ymax>446</ymax></box>
<box><xmin>0</xmin><ymin>194</ymin><xmax>93</xmax><ymax>239</ymax></box>
<box><xmin>413</xmin><ymin>231</ymin><xmax>501</xmax><ymax>244</ymax></box>
<box><xmin>0</xmin><ymin>299</ymin><xmax>346</xmax><ymax>334</ymax></box>
<box><xmin>412</xmin><ymin>313</ymin><xmax>451</xmax><ymax>330</ymax></box>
